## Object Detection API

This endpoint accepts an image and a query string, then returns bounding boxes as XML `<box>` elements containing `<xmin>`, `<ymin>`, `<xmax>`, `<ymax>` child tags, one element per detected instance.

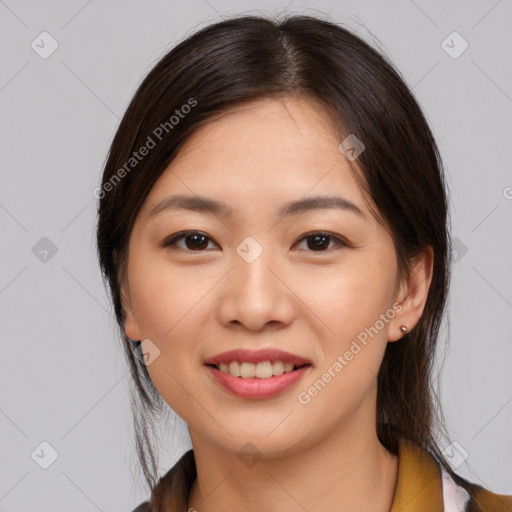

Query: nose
<box><xmin>217</xmin><ymin>251</ymin><xmax>295</xmax><ymax>331</ymax></box>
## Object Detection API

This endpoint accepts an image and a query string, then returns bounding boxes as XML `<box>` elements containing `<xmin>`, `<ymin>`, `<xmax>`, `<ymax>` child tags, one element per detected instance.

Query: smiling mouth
<box><xmin>206</xmin><ymin>361</ymin><xmax>311</xmax><ymax>379</ymax></box>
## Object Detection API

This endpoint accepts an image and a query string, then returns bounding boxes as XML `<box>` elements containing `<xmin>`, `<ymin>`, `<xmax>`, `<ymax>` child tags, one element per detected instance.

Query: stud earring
<box><xmin>399</xmin><ymin>325</ymin><xmax>408</xmax><ymax>333</ymax></box>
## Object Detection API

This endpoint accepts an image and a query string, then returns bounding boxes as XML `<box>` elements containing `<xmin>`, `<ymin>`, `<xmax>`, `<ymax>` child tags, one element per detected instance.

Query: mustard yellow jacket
<box><xmin>132</xmin><ymin>440</ymin><xmax>512</xmax><ymax>511</ymax></box>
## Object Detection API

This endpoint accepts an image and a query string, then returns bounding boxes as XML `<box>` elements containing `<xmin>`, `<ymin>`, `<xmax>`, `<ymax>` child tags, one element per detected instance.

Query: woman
<box><xmin>96</xmin><ymin>14</ymin><xmax>512</xmax><ymax>512</ymax></box>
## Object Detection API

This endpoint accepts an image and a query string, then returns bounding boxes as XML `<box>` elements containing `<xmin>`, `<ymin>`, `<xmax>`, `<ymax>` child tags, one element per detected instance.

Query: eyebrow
<box><xmin>148</xmin><ymin>194</ymin><xmax>366</xmax><ymax>220</ymax></box>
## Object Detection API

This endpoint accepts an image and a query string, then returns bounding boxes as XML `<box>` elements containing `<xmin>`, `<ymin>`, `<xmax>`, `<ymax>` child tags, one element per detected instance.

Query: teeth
<box><xmin>215</xmin><ymin>360</ymin><xmax>302</xmax><ymax>378</ymax></box>
<box><xmin>228</xmin><ymin>361</ymin><xmax>240</xmax><ymax>377</ymax></box>
<box><xmin>255</xmin><ymin>361</ymin><xmax>273</xmax><ymax>379</ymax></box>
<box><xmin>272</xmin><ymin>361</ymin><xmax>284</xmax><ymax>376</ymax></box>
<box><xmin>283</xmin><ymin>362</ymin><xmax>294</xmax><ymax>373</ymax></box>
<box><xmin>240</xmin><ymin>362</ymin><xmax>256</xmax><ymax>378</ymax></box>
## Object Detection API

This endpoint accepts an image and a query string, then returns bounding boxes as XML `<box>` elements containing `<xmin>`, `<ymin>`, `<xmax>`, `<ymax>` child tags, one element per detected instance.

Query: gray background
<box><xmin>1</xmin><ymin>0</ymin><xmax>511</xmax><ymax>510</ymax></box>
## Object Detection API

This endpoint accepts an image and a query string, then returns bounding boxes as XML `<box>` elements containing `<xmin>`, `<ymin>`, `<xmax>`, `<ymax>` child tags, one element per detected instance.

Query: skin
<box><xmin>122</xmin><ymin>96</ymin><xmax>434</xmax><ymax>512</ymax></box>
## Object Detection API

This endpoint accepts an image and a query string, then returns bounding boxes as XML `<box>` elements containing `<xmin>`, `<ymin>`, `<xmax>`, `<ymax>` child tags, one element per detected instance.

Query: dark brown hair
<box><xmin>96</xmin><ymin>12</ymin><xmax>477</xmax><ymax>508</ymax></box>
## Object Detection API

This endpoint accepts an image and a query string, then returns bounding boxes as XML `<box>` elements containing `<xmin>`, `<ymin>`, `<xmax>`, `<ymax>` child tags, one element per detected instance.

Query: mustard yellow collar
<box><xmin>391</xmin><ymin>439</ymin><xmax>443</xmax><ymax>512</ymax></box>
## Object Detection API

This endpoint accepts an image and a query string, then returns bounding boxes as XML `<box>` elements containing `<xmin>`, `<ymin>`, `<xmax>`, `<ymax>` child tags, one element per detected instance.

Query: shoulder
<box><xmin>449</xmin><ymin>470</ymin><xmax>512</xmax><ymax>512</ymax></box>
<box><xmin>467</xmin><ymin>484</ymin><xmax>512</xmax><ymax>512</ymax></box>
<box><xmin>397</xmin><ymin>438</ymin><xmax>512</xmax><ymax>512</ymax></box>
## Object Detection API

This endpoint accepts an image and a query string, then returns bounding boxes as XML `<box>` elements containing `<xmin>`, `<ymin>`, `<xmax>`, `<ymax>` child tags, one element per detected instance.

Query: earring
<box><xmin>400</xmin><ymin>325</ymin><xmax>408</xmax><ymax>333</ymax></box>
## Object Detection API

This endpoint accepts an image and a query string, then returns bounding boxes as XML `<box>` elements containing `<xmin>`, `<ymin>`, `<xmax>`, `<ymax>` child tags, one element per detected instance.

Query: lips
<box><xmin>206</xmin><ymin>363</ymin><xmax>311</xmax><ymax>399</ymax></box>
<box><xmin>204</xmin><ymin>348</ymin><xmax>312</xmax><ymax>367</ymax></box>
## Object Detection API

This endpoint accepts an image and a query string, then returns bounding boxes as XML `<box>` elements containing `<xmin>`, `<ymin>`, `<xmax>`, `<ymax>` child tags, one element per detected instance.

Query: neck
<box><xmin>187</xmin><ymin>410</ymin><xmax>398</xmax><ymax>512</ymax></box>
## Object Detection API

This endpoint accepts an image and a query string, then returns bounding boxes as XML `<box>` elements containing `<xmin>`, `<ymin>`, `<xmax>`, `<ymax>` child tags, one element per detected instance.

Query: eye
<box><xmin>161</xmin><ymin>231</ymin><xmax>218</xmax><ymax>251</ymax></box>
<box><xmin>294</xmin><ymin>231</ymin><xmax>348</xmax><ymax>252</ymax></box>
<box><xmin>161</xmin><ymin>230</ymin><xmax>348</xmax><ymax>253</ymax></box>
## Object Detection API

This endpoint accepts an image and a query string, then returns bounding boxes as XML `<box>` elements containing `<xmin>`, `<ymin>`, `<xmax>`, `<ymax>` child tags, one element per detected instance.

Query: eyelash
<box><xmin>161</xmin><ymin>230</ymin><xmax>349</xmax><ymax>253</ymax></box>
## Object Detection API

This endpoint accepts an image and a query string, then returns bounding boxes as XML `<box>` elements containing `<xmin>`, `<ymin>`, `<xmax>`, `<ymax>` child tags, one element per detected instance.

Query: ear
<box><xmin>388</xmin><ymin>245</ymin><xmax>434</xmax><ymax>342</ymax></box>
<box><xmin>120</xmin><ymin>279</ymin><xmax>143</xmax><ymax>341</ymax></box>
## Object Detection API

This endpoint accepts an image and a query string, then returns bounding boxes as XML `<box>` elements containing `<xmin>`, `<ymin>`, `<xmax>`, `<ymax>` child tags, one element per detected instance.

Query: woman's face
<box><xmin>122</xmin><ymin>96</ymin><xmax>429</xmax><ymax>458</ymax></box>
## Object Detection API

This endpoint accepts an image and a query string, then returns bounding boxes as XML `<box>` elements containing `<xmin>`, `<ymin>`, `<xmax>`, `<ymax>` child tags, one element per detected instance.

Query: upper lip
<box><xmin>204</xmin><ymin>348</ymin><xmax>312</xmax><ymax>366</ymax></box>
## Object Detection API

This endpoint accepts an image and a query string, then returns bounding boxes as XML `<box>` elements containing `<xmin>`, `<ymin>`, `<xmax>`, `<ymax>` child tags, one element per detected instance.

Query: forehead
<box><xmin>143</xmin><ymin>97</ymin><xmax>369</xmax><ymax>218</ymax></box>
<box><xmin>174</xmin><ymin>96</ymin><xmax>342</xmax><ymax>166</ymax></box>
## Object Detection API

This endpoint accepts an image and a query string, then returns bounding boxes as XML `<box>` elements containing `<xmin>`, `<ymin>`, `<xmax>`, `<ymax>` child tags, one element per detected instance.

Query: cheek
<box><xmin>308</xmin><ymin>258</ymin><xmax>396</xmax><ymax>343</ymax></box>
<box><xmin>301</xmin><ymin>255</ymin><xmax>397</xmax><ymax>407</ymax></box>
<box><xmin>295</xmin><ymin>264</ymin><xmax>394</xmax><ymax>421</ymax></box>
<box><xmin>128</xmin><ymin>257</ymin><xmax>209</xmax><ymax>414</ymax></box>
<box><xmin>128</xmin><ymin>251</ymin><xmax>212</xmax><ymax>340</ymax></box>
<box><xmin>127</xmin><ymin>252</ymin><xmax>213</xmax><ymax>398</ymax></box>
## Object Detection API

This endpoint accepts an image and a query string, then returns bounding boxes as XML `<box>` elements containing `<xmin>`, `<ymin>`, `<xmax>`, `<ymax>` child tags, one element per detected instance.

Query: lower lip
<box><xmin>206</xmin><ymin>365</ymin><xmax>311</xmax><ymax>399</ymax></box>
